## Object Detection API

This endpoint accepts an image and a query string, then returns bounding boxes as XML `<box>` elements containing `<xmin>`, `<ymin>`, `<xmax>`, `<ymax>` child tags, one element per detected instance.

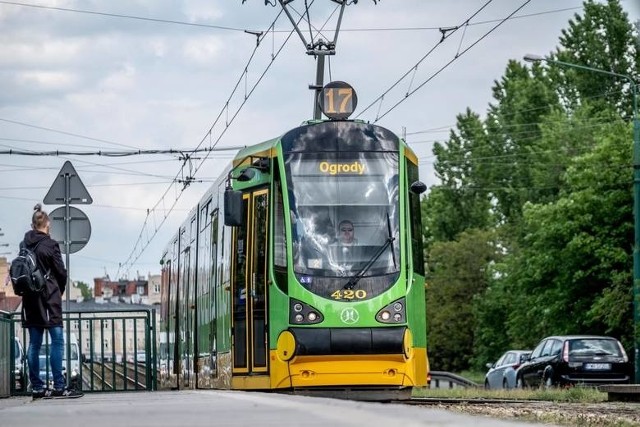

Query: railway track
<box><xmin>82</xmin><ymin>361</ymin><xmax>149</xmax><ymax>391</ymax></box>
<box><xmin>405</xmin><ymin>397</ymin><xmax>640</xmax><ymax>426</ymax></box>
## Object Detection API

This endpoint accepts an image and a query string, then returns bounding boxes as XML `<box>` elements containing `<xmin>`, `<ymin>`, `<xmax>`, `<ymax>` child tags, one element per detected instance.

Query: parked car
<box><xmin>14</xmin><ymin>338</ymin><xmax>25</xmax><ymax>391</ymax></box>
<box><xmin>484</xmin><ymin>350</ymin><xmax>531</xmax><ymax>389</ymax></box>
<box><xmin>516</xmin><ymin>335</ymin><xmax>632</xmax><ymax>388</ymax></box>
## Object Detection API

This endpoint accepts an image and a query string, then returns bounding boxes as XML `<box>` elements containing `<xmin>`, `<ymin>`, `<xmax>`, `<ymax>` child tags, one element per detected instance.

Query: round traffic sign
<box><xmin>49</xmin><ymin>206</ymin><xmax>91</xmax><ymax>254</ymax></box>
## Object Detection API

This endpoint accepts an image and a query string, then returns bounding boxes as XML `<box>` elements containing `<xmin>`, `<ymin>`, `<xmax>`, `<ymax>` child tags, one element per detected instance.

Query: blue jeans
<box><xmin>27</xmin><ymin>326</ymin><xmax>65</xmax><ymax>391</ymax></box>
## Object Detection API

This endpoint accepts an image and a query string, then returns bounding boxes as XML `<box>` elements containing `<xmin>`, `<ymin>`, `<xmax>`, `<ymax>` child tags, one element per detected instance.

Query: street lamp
<box><xmin>524</xmin><ymin>53</ymin><xmax>640</xmax><ymax>383</ymax></box>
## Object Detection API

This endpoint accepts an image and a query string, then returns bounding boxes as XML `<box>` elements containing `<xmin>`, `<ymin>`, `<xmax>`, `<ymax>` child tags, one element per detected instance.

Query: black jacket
<box><xmin>21</xmin><ymin>230</ymin><xmax>68</xmax><ymax>328</ymax></box>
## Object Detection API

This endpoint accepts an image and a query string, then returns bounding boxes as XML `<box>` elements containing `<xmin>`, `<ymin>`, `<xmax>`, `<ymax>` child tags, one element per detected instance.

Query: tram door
<box><xmin>231</xmin><ymin>189</ymin><xmax>269</xmax><ymax>377</ymax></box>
<box><xmin>178</xmin><ymin>215</ymin><xmax>197</xmax><ymax>389</ymax></box>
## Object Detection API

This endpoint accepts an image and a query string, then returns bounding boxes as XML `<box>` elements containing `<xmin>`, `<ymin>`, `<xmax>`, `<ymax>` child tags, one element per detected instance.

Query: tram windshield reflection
<box><xmin>286</xmin><ymin>151</ymin><xmax>400</xmax><ymax>282</ymax></box>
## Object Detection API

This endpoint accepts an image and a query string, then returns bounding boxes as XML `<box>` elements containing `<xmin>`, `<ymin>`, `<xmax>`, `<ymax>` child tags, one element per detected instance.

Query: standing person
<box><xmin>22</xmin><ymin>204</ymin><xmax>83</xmax><ymax>399</ymax></box>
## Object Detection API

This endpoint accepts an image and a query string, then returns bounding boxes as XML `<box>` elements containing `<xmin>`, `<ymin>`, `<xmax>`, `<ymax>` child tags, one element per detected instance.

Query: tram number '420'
<box><xmin>331</xmin><ymin>289</ymin><xmax>367</xmax><ymax>300</ymax></box>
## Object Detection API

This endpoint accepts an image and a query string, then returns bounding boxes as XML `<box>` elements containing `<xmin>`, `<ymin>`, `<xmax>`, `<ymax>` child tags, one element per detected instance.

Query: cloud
<box><xmin>182</xmin><ymin>36</ymin><xmax>224</xmax><ymax>65</ymax></box>
<box><xmin>17</xmin><ymin>70</ymin><xmax>78</xmax><ymax>90</ymax></box>
<box><xmin>0</xmin><ymin>0</ymin><xmax>637</xmax><ymax>284</ymax></box>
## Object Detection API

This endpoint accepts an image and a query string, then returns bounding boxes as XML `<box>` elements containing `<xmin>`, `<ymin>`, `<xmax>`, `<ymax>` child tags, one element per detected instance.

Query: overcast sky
<box><xmin>0</xmin><ymin>0</ymin><xmax>638</xmax><ymax>288</ymax></box>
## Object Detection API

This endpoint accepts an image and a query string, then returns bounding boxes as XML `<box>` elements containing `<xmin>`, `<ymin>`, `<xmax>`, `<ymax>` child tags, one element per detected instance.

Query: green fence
<box><xmin>0</xmin><ymin>310</ymin><xmax>12</xmax><ymax>397</ymax></box>
<box><xmin>7</xmin><ymin>308</ymin><xmax>157</xmax><ymax>396</ymax></box>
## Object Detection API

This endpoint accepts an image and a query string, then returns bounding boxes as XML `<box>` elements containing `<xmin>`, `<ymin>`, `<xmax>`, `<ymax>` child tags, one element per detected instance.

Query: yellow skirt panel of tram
<box><xmin>269</xmin><ymin>348</ymin><xmax>428</xmax><ymax>389</ymax></box>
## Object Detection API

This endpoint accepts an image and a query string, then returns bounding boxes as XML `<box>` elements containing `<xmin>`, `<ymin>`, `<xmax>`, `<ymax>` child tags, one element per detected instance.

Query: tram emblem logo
<box><xmin>340</xmin><ymin>307</ymin><xmax>359</xmax><ymax>324</ymax></box>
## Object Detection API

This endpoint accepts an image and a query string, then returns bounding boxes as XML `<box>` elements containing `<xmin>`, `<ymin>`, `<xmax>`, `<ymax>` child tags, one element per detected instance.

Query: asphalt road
<box><xmin>0</xmin><ymin>390</ymin><xmax>557</xmax><ymax>427</ymax></box>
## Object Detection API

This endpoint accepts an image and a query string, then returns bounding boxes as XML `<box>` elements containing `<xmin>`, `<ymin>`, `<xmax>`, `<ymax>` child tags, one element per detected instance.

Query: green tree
<box><xmin>502</xmin><ymin>110</ymin><xmax>632</xmax><ymax>348</ymax></box>
<box><xmin>426</xmin><ymin>229</ymin><xmax>499</xmax><ymax>371</ymax></box>
<box><xmin>552</xmin><ymin>0</ymin><xmax>639</xmax><ymax>120</ymax></box>
<box><xmin>485</xmin><ymin>60</ymin><xmax>560</xmax><ymax>225</ymax></box>
<box><xmin>421</xmin><ymin>0</ymin><xmax>639</xmax><ymax>372</ymax></box>
<box><xmin>423</xmin><ymin>109</ymin><xmax>494</xmax><ymax>246</ymax></box>
<box><xmin>75</xmin><ymin>281</ymin><xmax>93</xmax><ymax>299</ymax></box>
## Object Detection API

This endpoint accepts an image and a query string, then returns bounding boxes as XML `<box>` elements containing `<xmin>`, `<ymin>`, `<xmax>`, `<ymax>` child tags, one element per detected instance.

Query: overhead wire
<box><xmin>355</xmin><ymin>0</ymin><xmax>495</xmax><ymax>119</ymax></box>
<box><xmin>116</xmin><ymin>4</ymin><xmax>309</xmax><ymax>279</ymax></box>
<box><xmin>405</xmin><ymin>84</ymin><xmax>631</xmax><ymax>137</ymax></box>
<box><xmin>0</xmin><ymin>1</ymin><xmax>583</xmax><ymax>34</ymax></box>
<box><xmin>0</xmin><ymin>145</ymin><xmax>246</xmax><ymax>157</ymax></box>
<box><xmin>0</xmin><ymin>117</ymin><xmax>139</xmax><ymax>150</ymax></box>
<box><xmin>370</xmin><ymin>0</ymin><xmax>533</xmax><ymax>123</ymax></box>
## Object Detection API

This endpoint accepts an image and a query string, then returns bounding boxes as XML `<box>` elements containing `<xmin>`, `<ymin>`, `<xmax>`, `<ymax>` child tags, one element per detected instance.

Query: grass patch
<box><xmin>412</xmin><ymin>385</ymin><xmax>607</xmax><ymax>403</ymax></box>
<box><xmin>457</xmin><ymin>370</ymin><xmax>484</xmax><ymax>385</ymax></box>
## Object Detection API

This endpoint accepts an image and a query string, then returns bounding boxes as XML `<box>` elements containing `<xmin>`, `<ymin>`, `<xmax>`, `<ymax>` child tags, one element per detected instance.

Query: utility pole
<box><xmin>247</xmin><ymin>0</ymin><xmax>379</xmax><ymax>119</ymax></box>
<box><xmin>276</xmin><ymin>0</ymin><xmax>346</xmax><ymax>119</ymax></box>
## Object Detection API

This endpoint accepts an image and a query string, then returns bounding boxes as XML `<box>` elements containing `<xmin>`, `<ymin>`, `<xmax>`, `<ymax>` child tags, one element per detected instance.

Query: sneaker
<box><xmin>49</xmin><ymin>388</ymin><xmax>84</xmax><ymax>399</ymax></box>
<box><xmin>32</xmin><ymin>389</ymin><xmax>46</xmax><ymax>400</ymax></box>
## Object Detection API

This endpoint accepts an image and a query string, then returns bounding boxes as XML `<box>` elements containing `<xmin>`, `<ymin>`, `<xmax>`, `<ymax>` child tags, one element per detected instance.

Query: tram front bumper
<box><xmin>271</xmin><ymin>327</ymin><xmax>427</xmax><ymax>388</ymax></box>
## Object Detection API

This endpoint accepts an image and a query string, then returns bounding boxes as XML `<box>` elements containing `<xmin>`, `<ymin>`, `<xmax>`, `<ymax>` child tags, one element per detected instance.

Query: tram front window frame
<box><xmin>285</xmin><ymin>151</ymin><xmax>400</xmax><ymax>300</ymax></box>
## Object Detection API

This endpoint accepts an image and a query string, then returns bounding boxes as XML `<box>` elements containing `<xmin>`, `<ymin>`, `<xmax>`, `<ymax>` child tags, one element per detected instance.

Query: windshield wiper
<box><xmin>344</xmin><ymin>213</ymin><xmax>396</xmax><ymax>290</ymax></box>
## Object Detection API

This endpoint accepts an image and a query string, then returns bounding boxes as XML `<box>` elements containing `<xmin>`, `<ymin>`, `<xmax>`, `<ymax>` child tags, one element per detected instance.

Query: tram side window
<box><xmin>274</xmin><ymin>182</ymin><xmax>286</xmax><ymax>268</ymax></box>
<box><xmin>273</xmin><ymin>162</ymin><xmax>288</xmax><ymax>293</ymax></box>
<box><xmin>407</xmin><ymin>160</ymin><xmax>425</xmax><ymax>275</ymax></box>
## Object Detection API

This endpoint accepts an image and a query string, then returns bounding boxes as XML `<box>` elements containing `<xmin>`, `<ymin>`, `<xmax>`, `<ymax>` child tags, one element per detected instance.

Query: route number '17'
<box><xmin>320</xmin><ymin>81</ymin><xmax>358</xmax><ymax>120</ymax></box>
<box><xmin>324</xmin><ymin>88</ymin><xmax>353</xmax><ymax>115</ymax></box>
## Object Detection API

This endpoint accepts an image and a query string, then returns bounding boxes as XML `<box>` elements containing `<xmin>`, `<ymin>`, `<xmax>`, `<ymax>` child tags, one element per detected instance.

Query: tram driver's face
<box><xmin>339</xmin><ymin>222</ymin><xmax>354</xmax><ymax>244</ymax></box>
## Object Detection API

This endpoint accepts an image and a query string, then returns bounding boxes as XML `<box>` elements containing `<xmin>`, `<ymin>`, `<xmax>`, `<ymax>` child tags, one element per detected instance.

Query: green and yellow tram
<box><xmin>159</xmin><ymin>118</ymin><xmax>428</xmax><ymax>394</ymax></box>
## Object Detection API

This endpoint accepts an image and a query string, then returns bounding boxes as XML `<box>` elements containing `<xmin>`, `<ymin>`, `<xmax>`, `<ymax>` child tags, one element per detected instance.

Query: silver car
<box><xmin>484</xmin><ymin>350</ymin><xmax>531</xmax><ymax>389</ymax></box>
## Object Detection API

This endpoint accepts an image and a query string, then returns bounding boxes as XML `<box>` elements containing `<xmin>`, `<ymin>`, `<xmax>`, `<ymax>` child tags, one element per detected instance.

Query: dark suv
<box><xmin>516</xmin><ymin>335</ymin><xmax>632</xmax><ymax>388</ymax></box>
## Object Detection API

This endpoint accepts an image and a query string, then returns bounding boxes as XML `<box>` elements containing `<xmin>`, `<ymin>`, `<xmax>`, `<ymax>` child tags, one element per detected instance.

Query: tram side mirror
<box><xmin>224</xmin><ymin>188</ymin><xmax>243</xmax><ymax>226</ymax></box>
<box><xmin>237</xmin><ymin>168</ymin><xmax>256</xmax><ymax>182</ymax></box>
<box><xmin>410</xmin><ymin>180</ymin><xmax>427</xmax><ymax>195</ymax></box>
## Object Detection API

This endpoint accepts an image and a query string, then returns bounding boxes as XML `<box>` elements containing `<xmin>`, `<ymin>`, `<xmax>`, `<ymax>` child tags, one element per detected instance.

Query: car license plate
<box><xmin>584</xmin><ymin>363</ymin><xmax>611</xmax><ymax>370</ymax></box>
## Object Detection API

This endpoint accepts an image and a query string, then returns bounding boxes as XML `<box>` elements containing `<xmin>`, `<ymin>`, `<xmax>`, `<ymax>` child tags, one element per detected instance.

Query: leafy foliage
<box><xmin>422</xmin><ymin>0</ymin><xmax>638</xmax><ymax>371</ymax></box>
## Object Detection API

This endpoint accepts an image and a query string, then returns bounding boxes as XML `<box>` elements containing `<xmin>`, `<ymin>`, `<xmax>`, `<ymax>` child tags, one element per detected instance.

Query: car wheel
<box><xmin>503</xmin><ymin>378</ymin><xmax>509</xmax><ymax>390</ymax></box>
<box><xmin>544</xmin><ymin>375</ymin><xmax>554</xmax><ymax>389</ymax></box>
<box><xmin>484</xmin><ymin>379</ymin><xmax>490</xmax><ymax>390</ymax></box>
<box><xmin>516</xmin><ymin>376</ymin><xmax>525</xmax><ymax>389</ymax></box>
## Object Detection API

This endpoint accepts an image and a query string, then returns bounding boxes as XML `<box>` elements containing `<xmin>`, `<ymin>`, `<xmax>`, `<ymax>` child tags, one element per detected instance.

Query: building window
<box><xmin>137</xmin><ymin>285</ymin><xmax>145</xmax><ymax>295</ymax></box>
<box><xmin>154</xmin><ymin>284</ymin><xmax>160</xmax><ymax>294</ymax></box>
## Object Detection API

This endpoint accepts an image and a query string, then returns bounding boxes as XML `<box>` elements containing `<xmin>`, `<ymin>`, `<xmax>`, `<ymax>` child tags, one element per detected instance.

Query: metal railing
<box><xmin>0</xmin><ymin>310</ymin><xmax>12</xmax><ymax>397</ymax></box>
<box><xmin>7</xmin><ymin>308</ymin><xmax>157</xmax><ymax>396</ymax></box>
<box><xmin>429</xmin><ymin>371</ymin><xmax>479</xmax><ymax>389</ymax></box>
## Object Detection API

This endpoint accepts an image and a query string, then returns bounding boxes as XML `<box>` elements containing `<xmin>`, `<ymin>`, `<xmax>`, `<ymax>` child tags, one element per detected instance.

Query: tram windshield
<box><xmin>285</xmin><ymin>151</ymin><xmax>400</xmax><ymax>297</ymax></box>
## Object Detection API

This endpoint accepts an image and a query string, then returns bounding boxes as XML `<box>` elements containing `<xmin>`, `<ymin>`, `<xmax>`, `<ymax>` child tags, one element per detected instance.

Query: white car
<box><xmin>484</xmin><ymin>350</ymin><xmax>531</xmax><ymax>389</ymax></box>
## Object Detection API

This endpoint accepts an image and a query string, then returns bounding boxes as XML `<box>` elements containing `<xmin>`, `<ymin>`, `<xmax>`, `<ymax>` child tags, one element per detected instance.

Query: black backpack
<box><xmin>10</xmin><ymin>241</ymin><xmax>48</xmax><ymax>296</ymax></box>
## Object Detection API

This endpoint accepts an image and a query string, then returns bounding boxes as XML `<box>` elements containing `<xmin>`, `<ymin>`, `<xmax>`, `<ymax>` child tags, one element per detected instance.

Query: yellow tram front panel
<box><xmin>269</xmin><ymin>347</ymin><xmax>428</xmax><ymax>389</ymax></box>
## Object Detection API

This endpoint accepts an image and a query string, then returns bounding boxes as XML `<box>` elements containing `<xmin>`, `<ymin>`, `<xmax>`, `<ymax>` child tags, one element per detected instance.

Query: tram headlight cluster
<box><xmin>376</xmin><ymin>298</ymin><xmax>406</xmax><ymax>324</ymax></box>
<box><xmin>290</xmin><ymin>299</ymin><xmax>324</xmax><ymax>325</ymax></box>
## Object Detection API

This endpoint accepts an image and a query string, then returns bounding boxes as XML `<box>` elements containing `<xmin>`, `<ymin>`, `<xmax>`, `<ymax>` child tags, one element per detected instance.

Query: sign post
<box><xmin>44</xmin><ymin>161</ymin><xmax>92</xmax><ymax>387</ymax></box>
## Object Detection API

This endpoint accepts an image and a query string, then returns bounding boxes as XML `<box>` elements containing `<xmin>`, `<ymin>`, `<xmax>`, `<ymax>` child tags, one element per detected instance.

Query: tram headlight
<box><xmin>376</xmin><ymin>298</ymin><xmax>406</xmax><ymax>324</ymax></box>
<box><xmin>289</xmin><ymin>299</ymin><xmax>324</xmax><ymax>325</ymax></box>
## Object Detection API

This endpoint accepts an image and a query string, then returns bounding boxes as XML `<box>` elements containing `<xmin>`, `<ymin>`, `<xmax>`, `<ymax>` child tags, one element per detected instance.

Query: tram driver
<box><xmin>337</xmin><ymin>220</ymin><xmax>358</xmax><ymax>246</ymax></box>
